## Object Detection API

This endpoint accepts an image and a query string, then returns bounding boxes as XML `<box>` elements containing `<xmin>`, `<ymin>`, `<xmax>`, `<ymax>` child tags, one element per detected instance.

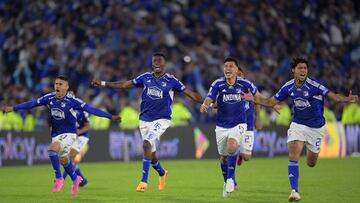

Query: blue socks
<box><xmin>141</xmin><ymin>159</ymin><xmax>151</xmax><ymax>183</ymax></box>
<box><xmin>288</xmin><ymin>160</ymin><xmax>299</xmax><ymax>192</ymax></box>
<box><xmin>63</xmin><ymin>160</ymin><xmax>78</xmax><ymax>181</ymax></box>
<box><xmin>220</xmin><ymin>159</ymin><xmax>227</xmax><ymax>183</ymax></box>
<box><xmin>152</xmin><ymin>161</ymin><xmax>165</xmax><ymax>176</ymax></box>
<box><xmin>48</xmin><ymin>150</ymin><xmax>62</xmax><ymax>179</ymax></box>
<box><xmin>227</xmin><ymin>152</ymin><xmax>237</xmax><ymax>180</ymax></box>
<box><xmin>63</xmin><ymin>163</ymin><xmax>85</xmax><ymax>180</ymax></box>
<box><xmin>75</xmin><ymin>165</ymin><xmax>85</xmax><ymax>180</ymax></box>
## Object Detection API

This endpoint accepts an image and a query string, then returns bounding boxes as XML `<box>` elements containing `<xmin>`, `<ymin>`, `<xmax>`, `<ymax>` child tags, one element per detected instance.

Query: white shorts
<box><xmin>52</xmin><ymin>133</ymin><xmax>77</xmax><ymax>157</ymax></box>
<box><xmin>287</xmin><ymin>122</ymin><xmax>325</xmax><ymax>153</ymax></box>
<box><xmin>139</xmin><ymin>119</ymin><xmax>171</xmax><ymax>152</ymax></box>
<box><xmin>239</xmin><ymin>131</ymin><xmax>254</xmax><ymax>155</ymax></box>
<box><xmin>215</xmin><ymin>123</ymin><xmax>247</xmax><ymax>156</ymax></box>
<box><xmin>71</xmin><ymin>136</ymin><xmax>89</xmax><ymax>152</ymax></box>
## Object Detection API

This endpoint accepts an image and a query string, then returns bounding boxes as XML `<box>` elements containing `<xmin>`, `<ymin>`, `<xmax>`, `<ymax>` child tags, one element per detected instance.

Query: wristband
<box><xmin>101</xmin><ymin>81</ymin><xmax>106</xmax><ymax>86</ymax></box>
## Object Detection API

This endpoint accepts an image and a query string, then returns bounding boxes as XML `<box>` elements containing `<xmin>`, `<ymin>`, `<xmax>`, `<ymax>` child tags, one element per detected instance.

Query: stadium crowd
<box><xmin>1</xmin><ymin>0</ymin><xmax>359</xmax><ymax>131</ymax></box>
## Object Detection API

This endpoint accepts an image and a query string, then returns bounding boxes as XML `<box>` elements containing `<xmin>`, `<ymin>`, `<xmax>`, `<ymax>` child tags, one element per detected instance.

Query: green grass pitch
<box><xmin>0</xmin><ymin>157</ymin><xmax>359</xmax><ymax>203</ymax></box>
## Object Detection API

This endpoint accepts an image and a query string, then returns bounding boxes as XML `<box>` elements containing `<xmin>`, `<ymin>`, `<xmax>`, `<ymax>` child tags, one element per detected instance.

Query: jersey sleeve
<box><xmin>172</xmin><ymin>78</ymin><xmax>186</xmax><ymax>93</ymax></box>
<box><xmin>14</xmin><ymin>94</ymin><xmax>50</xmax><ymax>110</ymax></box>
<box><xmin>318</xmin><ymin>83</ymin><xmax>329</xmax><ymax>96</ymax></box>
<box><xmin>71</xmin><ymin>97</ymin><xmax>87</xmax><ymax>109</ymax></box>
<box><xmin>247</xmin><ymin>81</ymin><xmax>257</xmax><ymax>95</ymax></box>
<box><xmin>207</xmin><ymin>81</ymin><xmax>219</xmax><ymax>101</ymax></box>
<box><xmin>131</xmin><ymin>73</ymin><xmax>146</xmax><ymax>88</ymax></box>
<box><xmin>274</xmin><ymin>85</ymin><xmax>288</xmax><ymax>102</ymax></box>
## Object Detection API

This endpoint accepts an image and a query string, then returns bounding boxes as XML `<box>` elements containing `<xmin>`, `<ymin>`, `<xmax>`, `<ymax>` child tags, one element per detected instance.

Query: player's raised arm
<box><xmin>327</xmin><ymin>90</ymin><xmax>359</xmax><ymax>103</ymax></box>
<box><xmin>82</xmin><ymin>104</ymin><xmax>121</xmax><ymax>122</ymax></box>
<box><xmin>72</xmin><ymin>98</ymin><xmax>121</xmax><ymax>122</ymax></box>
<box><xmin>242</xmin><ymin>87</ymin><xmax>281</xmax><ymax>108</ymax></box>
<box><xmin>183</xmin><ymin>89</ymin><xmax>203</xmax><ymax>104</ymax></box>
<box><xmin>91</xmin><ymin>79</ymin><xmax>134</xmax><ymax>89</ymax></box>
<box><xmin>2</xmin><ymin>93</ymin><xmax>52</xmax><ymax>113</ymax></box>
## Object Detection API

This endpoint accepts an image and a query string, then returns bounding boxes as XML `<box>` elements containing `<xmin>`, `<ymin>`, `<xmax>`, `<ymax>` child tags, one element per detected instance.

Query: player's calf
<box><xmin>306</xmin><ymin>149</ymin><xmax>319</xmax><ymax>168</ymax></box>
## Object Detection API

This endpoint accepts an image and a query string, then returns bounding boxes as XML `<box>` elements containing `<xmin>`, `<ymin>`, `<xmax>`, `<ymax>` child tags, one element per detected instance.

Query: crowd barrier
<box><xmin>1</xmin><ymin>123</ymin><xmax>359</xmax><ymax>166</ymax></box>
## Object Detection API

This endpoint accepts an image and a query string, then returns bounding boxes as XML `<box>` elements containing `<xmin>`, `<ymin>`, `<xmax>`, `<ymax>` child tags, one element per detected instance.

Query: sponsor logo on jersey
<box><xmin>147</xmin><ymin>87</ymin><xmax>163</xmax><ymax>99</ymax></box>
<box><xmin>223</xmin><ymin>93</ymin><xmax>242</xmax><ymax>104</ymax></box>
<box><xmin>303</xmin><ymin>91</ymin><xmax>309</xmax><ymax>97</ymax></box>
<box><xmin>51</xmin><ymin>108</ymin><xmax>65</xmax><ymax>120</ymax></box>
<box><xmin>294</xmin><ymin>98</ymin><xmax>311</xmax><ymax>110</ymax></box>
<box><xmin>161</xmin><ymin>82</ymin><xmax>167</xmax><ymax>87</ymax></box>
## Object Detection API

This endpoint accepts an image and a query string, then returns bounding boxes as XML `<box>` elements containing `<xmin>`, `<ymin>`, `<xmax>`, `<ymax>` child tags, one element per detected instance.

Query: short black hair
<box><xmin>153</xmin><ymin>52</ymin><xmax>166</xmax><ymax>59</ymax></box>
<box><xmin>224</xmin><ymin>56</ymin><xmax>239</xmax><ymax>67</ymax></box>
<box><xmin>291</xmin><ymin>57</ymin><xmax>309</xmax><ymax>69</ymax></box>
<box><xmin>55</xmin><ymin>75</ymin><xmax>69</xmax><ymax>82</ymax></box>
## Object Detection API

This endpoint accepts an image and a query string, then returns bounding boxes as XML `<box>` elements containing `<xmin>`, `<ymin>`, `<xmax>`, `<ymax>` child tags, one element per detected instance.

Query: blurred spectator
<box><xmin>275</xmin><ymin>103</ymin><xmax>292</xmax><ymax>126</ymax></box>
<box><xmin>324</xmin><ymin>105</ymin><xmax>337</xmax><ymax>123</ymax></box>
<box><xmin>119</xmin><ymin>100</ymin><xmax>140</xmax><ymax>130</ymax></box>
<box><xmin>341</xmin><ymin>103</ymin><xmax>360</xmax><ymax>124</ymax></box>
<box><xmin>22</xmin><ymin>111</ymin><xmax>36</xmax><ymax>132</ymax></box>
<box><xmin>0</xmin><ymin>0</ymin><xmax>359</xmax><ymax>130</ymax></box>
<box><xmin>171</xmin><ymin>99</ymin><xmax>191</xmax><ymax>127</ymax></box>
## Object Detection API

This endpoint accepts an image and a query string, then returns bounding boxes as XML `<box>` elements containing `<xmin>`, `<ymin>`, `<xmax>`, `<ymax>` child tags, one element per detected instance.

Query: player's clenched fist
<box><xmin>2</xmin><ymin>106</ymin><xmax>13</xmax><ymax>113</ymax></box>
<box><xmin>200</xmin><ymin>104</ymin><xmax>208</xmax><ymax>113</ymax></box>
<box><xmin>91</xmin><ymin>79</ymin><xmax>101</xmax><ymax>87</ymax></box>
<box><xmin>111</xmin><ymin>115</ymin><xmax>121</xmax><ymax>122</ymax></box>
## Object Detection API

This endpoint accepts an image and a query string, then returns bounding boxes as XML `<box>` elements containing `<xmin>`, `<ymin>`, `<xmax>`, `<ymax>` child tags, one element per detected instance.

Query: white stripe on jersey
<box><xmin>69</xmin><ymin>108</ymin><xmax>77</xmax><ymax>119</ymax></box>
<box><xmin>210</xmin><ymin>78</ymin><xmax>225</xmax><ymax>87</ymax></box>
<box><xmin>37</xmin><ymin>92</ymin><xmax>56</xmax><ymax>104</ymax></box>
<box><xmin>169</xmin><ymin>89</ymin><xmax>174</xmax><ymax>101</ymax></box>
<box><xmin>313</xmin><ymin>95</ymin><xmax>323</xmax><ymax>101</ymax></box>
<box><xmin>70</xmin><ymin>96</ymin><xmax>86</xmax><ymax>107</ymax></box>
<box><xmin>280</xmin><ymin>79</ymin><xmax>295</xmax><ymax>89</ymax></box>
<box><xmin>306</xmin><ymin>78</ymin><xmax>320</xmax><ymax>88</ymax></box>
<box><xmin>167</xmin><ymin>73</ymin><xmax>185</xmax><ymax>87</ymax></box>
<box><xmin>136</xmin><ymin>72</ymin><xmax>152</xmax><ymax>80</ymax></box>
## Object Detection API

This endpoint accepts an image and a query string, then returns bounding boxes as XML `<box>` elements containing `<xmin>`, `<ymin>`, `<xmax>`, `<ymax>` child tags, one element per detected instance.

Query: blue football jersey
<box><xmin>132</xmin><ymin>72</ymin><xmax>186</xmax><ymax>122</ymax></box>
<box><xmin>245</xmin><ymin>101</ymin><xmax>255</xmax><ymax>131</ymax></box>
<box><xmin>207</xmin><ymin>77</ymin><xmax>257</xmax><ymax>128</ymax></box>
<box><xmin>76</xmin><ymin>111</ymin><xmax>90</xmax><ymax>138</ymax></box>
<box><xmin>274</xmin><ymin>78</ymin><xmax>329</xmax><ymax>128</ymax></box>
<box><xmin>14</xmin><ymin>92</ymin><xmax>112</xmax><ymax>137</ymax></box>
<box><xmin>37</xmin><ymin>92</ymin><xmax>88</xmax><ymax>137</ymax></box>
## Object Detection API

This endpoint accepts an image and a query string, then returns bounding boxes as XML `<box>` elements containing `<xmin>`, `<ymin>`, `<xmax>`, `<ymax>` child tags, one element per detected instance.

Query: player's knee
<box><xmin>242</xmin><ymin>155</ymin><xmax>251</xmax><ymax>161</ymax></box>
<box><xmin>48</xmin><ymin>142</ymin><xmax>60</xmax><ymax>152</ymax></box>
<box><xmin>143</xmin><ymin>140</ymin><xmax>152</xmax><ymax>151</ymax></box>
<box><xmin>59</xmin><ymin>156</ymin><xmax>69</xmax><ymax>165</ymax></box>
<box><xmin>307</xmin><ymin>160</ymin><xmax>317</xmax><ymax>167</ymax></box>
<box><xmin>69</xmin><ymin>150</ymin><xmax>78</xmax><ymax>161</ymax></box>
<box><xmin>227</xmin><ymin>142</ymin><xmax>238</xmax><ymax>154</ymax></box>
<box><xmin>288</xmin><ymin>152</ymin><xmax>300</xmax><ymax>161</ymax></box>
